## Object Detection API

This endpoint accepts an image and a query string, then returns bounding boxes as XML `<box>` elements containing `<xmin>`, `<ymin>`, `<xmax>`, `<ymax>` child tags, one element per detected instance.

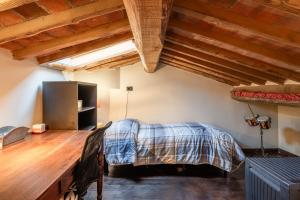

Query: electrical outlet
<box><xmin>126</xmin><ymin>86</ymin><xmax>133</xmax><ymax>91</ymax></box>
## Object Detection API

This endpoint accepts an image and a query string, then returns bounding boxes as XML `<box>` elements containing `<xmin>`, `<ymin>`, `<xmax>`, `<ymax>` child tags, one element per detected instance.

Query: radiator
<box><xmin>245</xmin><ymin>157</ymin><xmax>300</xmax><ymax>200</ymax></box>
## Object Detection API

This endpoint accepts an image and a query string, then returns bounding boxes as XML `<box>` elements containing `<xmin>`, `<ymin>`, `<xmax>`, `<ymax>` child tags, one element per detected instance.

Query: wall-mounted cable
<box><xmin>124</xmin><ymin>86</ymin><xmax>133</xmax><ymax>119</ymax></box>
<box><xmin>124</xmin><ymin>90</ymin><xmax>129</xmax><ymax>119</ymax></box>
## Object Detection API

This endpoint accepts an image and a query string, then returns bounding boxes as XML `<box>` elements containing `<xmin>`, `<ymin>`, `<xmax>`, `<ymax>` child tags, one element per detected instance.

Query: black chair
<box><xmin>75</xmin><ymin>122</ymin><xmax>112</xmax><ymax>200</ymax></box>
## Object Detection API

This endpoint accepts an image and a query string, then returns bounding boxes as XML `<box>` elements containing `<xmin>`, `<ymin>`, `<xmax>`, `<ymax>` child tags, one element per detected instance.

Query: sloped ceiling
<box><xmin>0</xmin><ymin>0</ymin><xmax>299</xmax><ymax>86</ymax></box>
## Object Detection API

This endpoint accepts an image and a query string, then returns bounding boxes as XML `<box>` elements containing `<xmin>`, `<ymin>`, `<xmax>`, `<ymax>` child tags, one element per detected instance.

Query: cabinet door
<box><xmin>43</xmin><ymin>82</ymin><xmax>78</xmax><ymax>130</ymax></box>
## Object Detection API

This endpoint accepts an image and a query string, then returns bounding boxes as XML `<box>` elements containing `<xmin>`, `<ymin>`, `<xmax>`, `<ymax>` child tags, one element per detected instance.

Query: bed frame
<box><xmin>103</xmin><ymin>155</ymin><xmax>228</xmax><ymax>177</ymax></box>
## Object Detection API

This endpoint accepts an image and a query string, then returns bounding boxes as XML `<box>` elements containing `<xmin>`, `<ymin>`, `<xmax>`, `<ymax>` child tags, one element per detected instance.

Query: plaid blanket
<box><xmin>104</xmin><ymin>119</ymin><xmax>245</xmax><ymax>172</ymax></box>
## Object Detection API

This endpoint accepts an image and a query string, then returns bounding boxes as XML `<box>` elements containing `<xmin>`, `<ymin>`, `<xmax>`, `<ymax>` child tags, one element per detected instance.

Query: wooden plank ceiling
<box><xmin>0</xmin><ymin>0</ymin><xmax>300</xmax><ymax>86</ymax></box>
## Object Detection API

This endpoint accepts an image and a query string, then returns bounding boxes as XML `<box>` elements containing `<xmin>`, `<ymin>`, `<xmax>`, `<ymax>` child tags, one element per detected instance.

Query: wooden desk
<box><xmin>0</xmin><ymin>130</ymin><xmax>92</xmax><ymax>200</ymax></box>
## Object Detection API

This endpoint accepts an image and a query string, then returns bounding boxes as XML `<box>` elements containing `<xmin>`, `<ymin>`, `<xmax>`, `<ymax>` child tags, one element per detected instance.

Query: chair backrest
<box><xmin>80</xmin><ymin>121</ymin><xmax>112</xmax><ymax>163</ymax></box>
<box><xmin>75</xmin><ymin>121</ymin><xmax>112</xmax><ymax>197</ymax></box>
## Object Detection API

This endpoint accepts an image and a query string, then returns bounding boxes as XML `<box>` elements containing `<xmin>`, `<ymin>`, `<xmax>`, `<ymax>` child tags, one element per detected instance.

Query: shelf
<box><xmin>80</xmin><ymin>125</ymin><xmax>96</xmax><ymax>131</ymax></box>
<box><xmin>231</xmin><ymin>84</ymin><xmax>300</xmax><ymax>107</ymax></box>
<box><xmin>43</xmin><ymin>81</ymin><xmax>97</xmax><ymax>130</ymax></box>
<box><xmin>78</xmin><ymin>106</ymin><xmax>96</xmax><ymax>113</ymax></box>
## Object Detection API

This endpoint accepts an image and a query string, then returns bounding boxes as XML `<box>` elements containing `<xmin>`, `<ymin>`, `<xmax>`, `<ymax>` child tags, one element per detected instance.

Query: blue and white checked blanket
<box><xmin>104</xmin><ymin>119</ymin><xmax>245</xmax><ymax>172</ymax></box>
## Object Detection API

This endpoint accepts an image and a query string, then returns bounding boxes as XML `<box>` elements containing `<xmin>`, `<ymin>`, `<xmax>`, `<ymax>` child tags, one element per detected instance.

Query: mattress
<box><xmin>104</xmin><ymin>119</ymin><xmax>245</xmax><ymax>172</ymax></box>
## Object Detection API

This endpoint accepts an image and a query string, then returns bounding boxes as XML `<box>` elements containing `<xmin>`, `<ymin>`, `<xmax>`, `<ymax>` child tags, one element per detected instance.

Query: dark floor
<box><xmin>85</xmin><ymin>164</ymin><xmax>245</xmax><ymax>200</ymax></box>
<box><xmin>84</xmin><ymin>150</ymin><xmax>294</xmax><ymax>200</ymax></box>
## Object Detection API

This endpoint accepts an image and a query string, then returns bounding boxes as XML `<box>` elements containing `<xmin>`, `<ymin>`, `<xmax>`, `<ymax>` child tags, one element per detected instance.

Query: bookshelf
<box><xmin>43</xmin><ymin>81</ymin><xmax>97</xmax><ymax>130</ymax></box>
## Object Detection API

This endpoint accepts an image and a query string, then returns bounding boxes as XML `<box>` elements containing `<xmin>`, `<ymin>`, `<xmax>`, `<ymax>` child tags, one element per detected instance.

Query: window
<box><xmin>48</xmin><ymin>40</ymin><xmax>137</xmax><ymax>69</ymax></box>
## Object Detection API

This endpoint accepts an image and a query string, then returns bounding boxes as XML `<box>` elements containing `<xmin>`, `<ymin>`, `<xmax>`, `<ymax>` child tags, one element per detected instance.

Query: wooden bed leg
<box><xmin>223</xmin><ymin>170</ymin><xmax>228</xmax><ymax>178</ymax></box>
<box><xmin>104</xmin><ymin>155</ymin><xmax>109</xmax><ymax>175</ymax></box>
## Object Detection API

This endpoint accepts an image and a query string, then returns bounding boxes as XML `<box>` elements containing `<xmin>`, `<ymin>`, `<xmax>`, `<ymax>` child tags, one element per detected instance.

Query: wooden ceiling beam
<box><xmin>174</xmin><ymin>0</ymin><xmax>300</xmax><ymax>46</ymax></box>
<box><xmin>169</xmin><ymin>10</ymin><xmax>300</xmax><ymax>69</ymax></box>
<box><xmin>258</xmin><ymin>0</ymin><xmax>300</xmax><ymax>15</ymax></box>
<box><xmin>160</xmin><ymin>59</ymin><xmax>239</xmax><ymax>86</ymax></box>
<box><xmin>37</xmin><ymin>31</ymin><xmax>133</xmax><ymax>64</ymax></box>
<box><xmin>166</xmin><ymin>32</ymin><xmax>300</xmax><ymax>82</ymax></box>
<box><xmin>0</xmin><ymin>0</ymin><xmax>38</xmax><ymax>12</ymax></box>
<box><xmin>83</xmin><ymin>51</ymin><xmax>139</xmax><ymax>70</ymax></box>
<box><xmin>164</xmin><ymin>42</ymin><xmax>285</xmax><ymax>84</ymax></box>
<box><xmin>36</xmin><ymin>0</ymin><xmax>72</xmax><ymax>14</ymax></box>
<box><xmin>87</xmin><ymin>57</ymin><xmax>140</xmax><ymax>71</ymax></box>
<box><xmin>123</xmin><ymin>0</ymin><xmax>174</xmax><ymax>72</ymax></box>
<box><xmin>12</xmin><ymin>19</ymin><xmax>130</xmax><ymax>59</ymax></box>
<box><xmin>162</xmin><ymin>50</ymin><xmax>264</xmax><ymax>85</ymax></box>
<box><xmin>0</xmin><ymin>0</ymin><xmax>124</xmax><ymax>44</ymax></box>
<box><xmin>161</xmin><ymin>56</ymin><xmax>251</xmax><ymax>85</ymax></box>
<box><xmin>109</xmin><ymin>57</ymin><xmax>140</xmax><ymax>69</ymax></box>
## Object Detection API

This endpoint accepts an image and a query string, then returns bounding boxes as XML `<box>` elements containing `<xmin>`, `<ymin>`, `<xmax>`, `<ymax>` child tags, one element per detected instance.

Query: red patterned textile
<box><xmin>231</xmin><ymin>90</ymin><xmax>300</xmax><ymax>104</ymax></box>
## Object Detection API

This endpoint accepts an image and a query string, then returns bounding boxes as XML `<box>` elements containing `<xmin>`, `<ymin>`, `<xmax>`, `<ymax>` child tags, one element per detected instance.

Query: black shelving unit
<box><xmin>43</xmin><ymin>81</ymin><xmax>97</xmax><ymax>130</ymax></box>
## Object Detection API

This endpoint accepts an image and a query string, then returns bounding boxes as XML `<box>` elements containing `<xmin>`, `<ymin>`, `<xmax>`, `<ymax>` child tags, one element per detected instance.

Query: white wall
<box><xmin>3</xmin><ymin>46</ymin><xmax>297</xmax><ymax>151</ymax></box>
<box><xmin>278</xmin><ymin>106</ymin><xmax>300</xmax><ymax>156</ymax></box>
<box><xmin>109</xmin><ymin>62</ymin><xmax>278</xmax><ymax>148</ymax></box>
<box><xmin>73</xmin><ymin>69</ymin><xmax>120</xmax><ymax>123</ymax></box>
<box><xmin>0</xmin><ymin>49</ymin><xmax>65</xmax><ymax>127</ymax></box>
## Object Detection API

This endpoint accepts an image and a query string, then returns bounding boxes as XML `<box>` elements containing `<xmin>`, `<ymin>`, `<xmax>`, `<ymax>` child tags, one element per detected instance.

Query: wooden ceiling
<box><xmin>0</xmin><ymin>0</ymin><xmax>300</xmax><ymax>86</ymax></box>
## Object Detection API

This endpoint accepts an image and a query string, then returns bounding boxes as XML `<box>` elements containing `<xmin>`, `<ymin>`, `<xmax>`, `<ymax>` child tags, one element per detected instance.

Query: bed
<box><xmin>104</xmin><ymin>119</ymin><xmax>245</xmax><ymax>173</ymax></box>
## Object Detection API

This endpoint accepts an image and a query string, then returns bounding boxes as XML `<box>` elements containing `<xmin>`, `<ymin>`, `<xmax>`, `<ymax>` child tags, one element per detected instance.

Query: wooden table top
<box><xmin>0</xmin><ymin>130</ymin><xmax>90</xmax><ymax>200</ymax></box>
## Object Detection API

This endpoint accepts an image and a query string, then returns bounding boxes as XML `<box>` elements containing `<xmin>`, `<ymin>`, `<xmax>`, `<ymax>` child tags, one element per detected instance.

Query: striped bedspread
<box><xmin>104</xmin><ymin>119</ymin><xmax>245</xmax><ymax>172</ymax></box>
